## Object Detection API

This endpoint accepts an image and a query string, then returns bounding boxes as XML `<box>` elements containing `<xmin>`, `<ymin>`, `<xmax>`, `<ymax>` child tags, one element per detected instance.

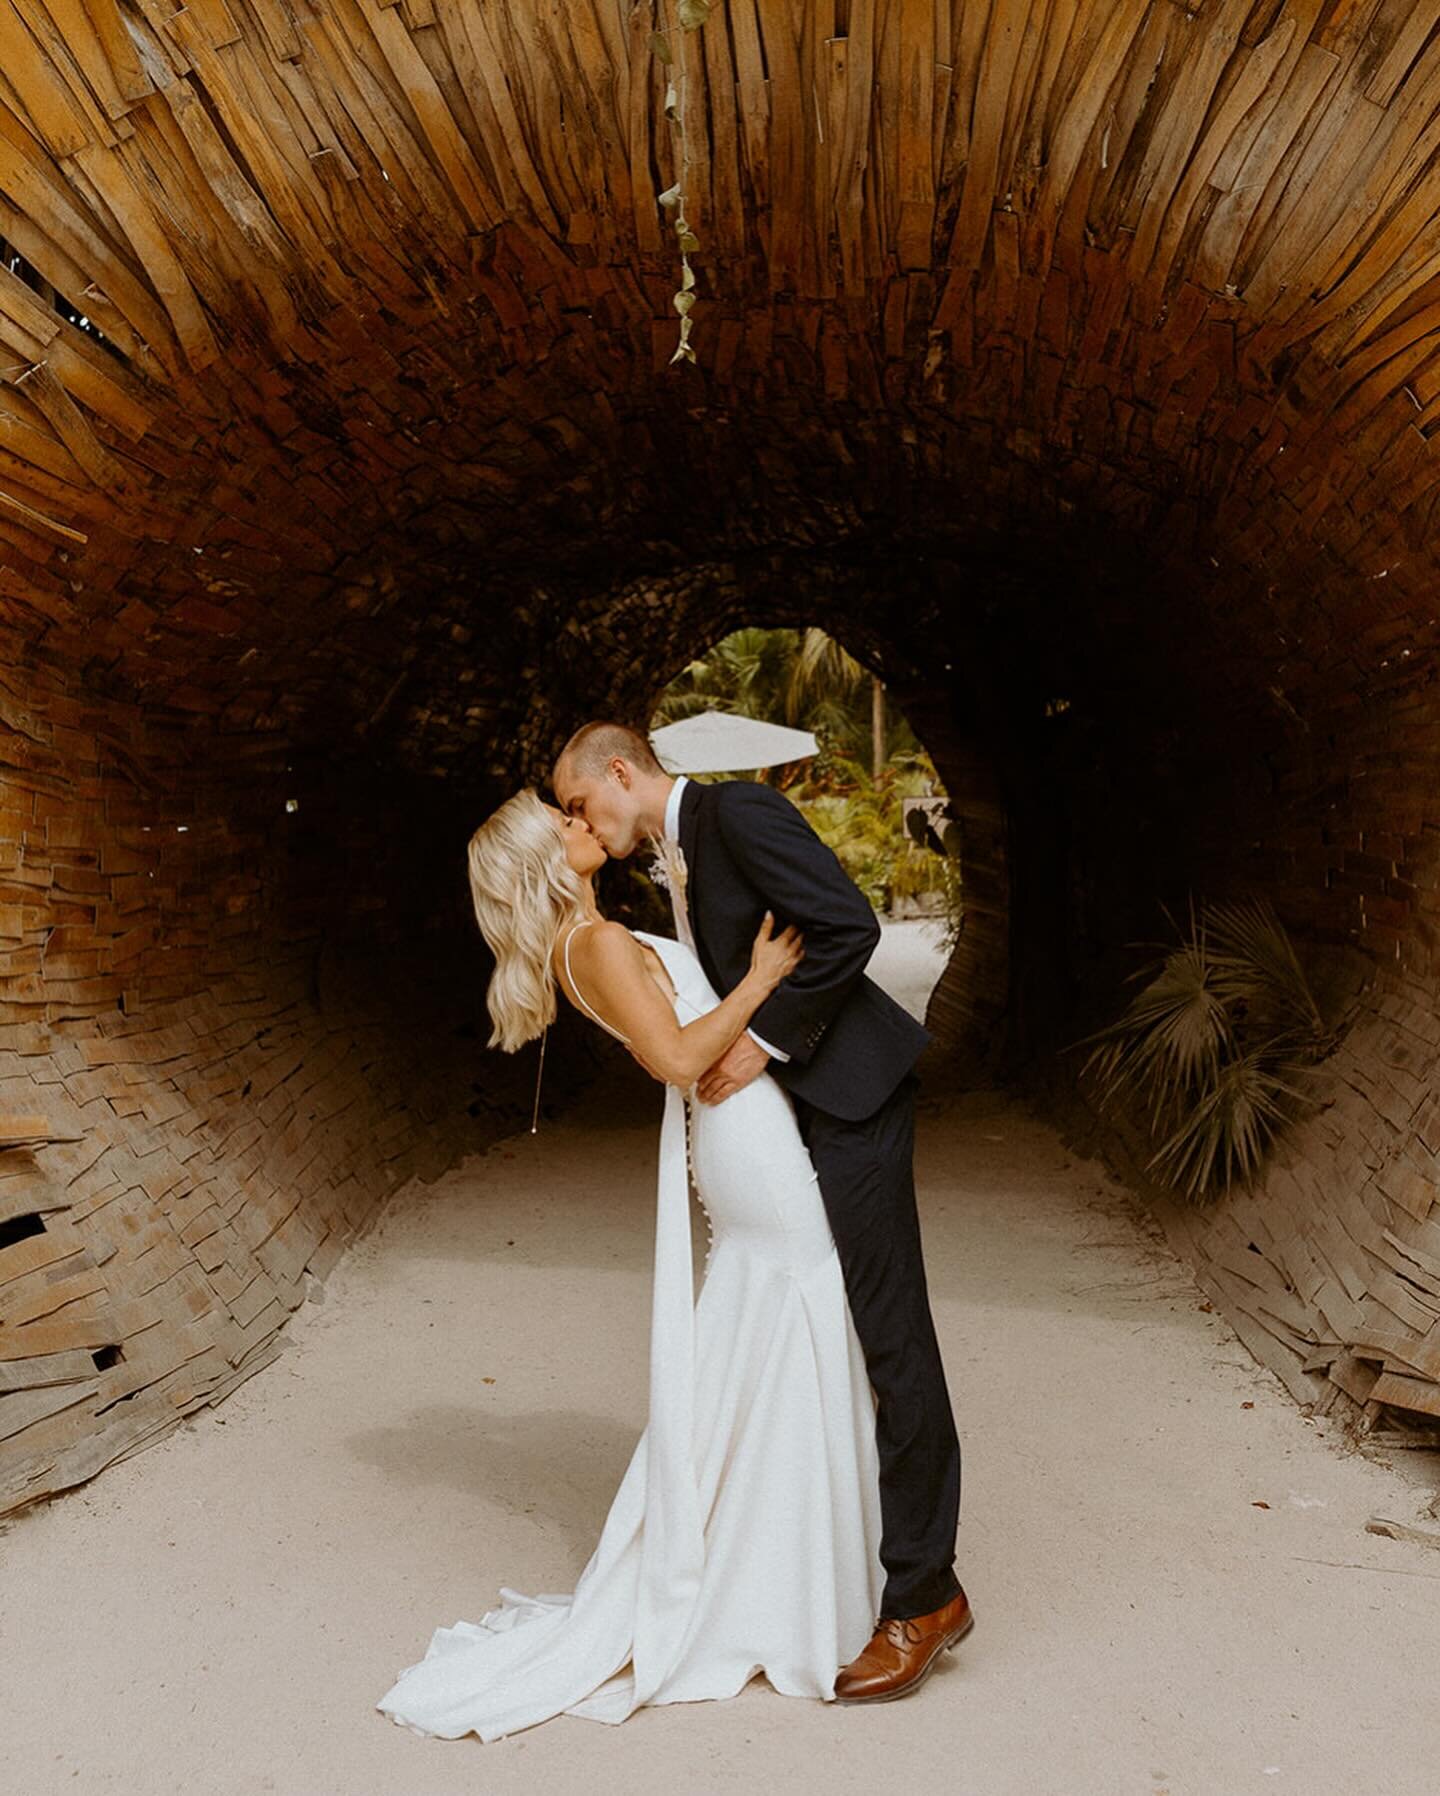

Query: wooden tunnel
<box><xmin>5</xmin><ymin>0</ymin><xmax>1440</xmax><ymax>1511</ymax></box>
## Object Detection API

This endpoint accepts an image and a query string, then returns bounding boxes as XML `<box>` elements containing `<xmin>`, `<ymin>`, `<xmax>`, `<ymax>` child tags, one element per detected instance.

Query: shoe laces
<box><xmin>880</xmin><ymin>1616</ymin><xmax>924</xmax><ymax>1648</ymax></box>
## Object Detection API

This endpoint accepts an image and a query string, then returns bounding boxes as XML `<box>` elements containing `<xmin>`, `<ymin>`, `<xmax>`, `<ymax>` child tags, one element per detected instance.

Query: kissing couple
<box><xmin>376</xmin><ymin>719</ymin><xmax>969</xmax><ymax>1742</ymax></box>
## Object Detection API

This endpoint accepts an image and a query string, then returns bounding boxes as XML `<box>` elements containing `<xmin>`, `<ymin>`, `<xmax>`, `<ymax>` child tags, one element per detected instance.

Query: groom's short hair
<box><xmin>555</xmin><ymin>721</ymin><xmax>663</xmax><ymax>781</ymax></box>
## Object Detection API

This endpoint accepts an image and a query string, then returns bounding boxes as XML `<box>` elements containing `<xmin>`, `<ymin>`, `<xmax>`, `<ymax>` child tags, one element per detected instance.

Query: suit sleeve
<box><xmin>712</xmin><ymin>780</ymin><xmax>880</xmax><ymax>1065</ymax></box>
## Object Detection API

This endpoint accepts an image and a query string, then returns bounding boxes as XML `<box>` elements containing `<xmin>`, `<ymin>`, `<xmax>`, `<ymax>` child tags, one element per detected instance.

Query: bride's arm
<box><xmin>569</xmin><ymin>919</ymin><xmax>802</xmax><ymax>1087</ymax></box>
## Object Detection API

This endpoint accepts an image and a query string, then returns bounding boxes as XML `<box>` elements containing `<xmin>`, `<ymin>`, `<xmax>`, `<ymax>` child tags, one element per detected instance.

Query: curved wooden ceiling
<box><xmin>0</xmin><ymin>0</ymin><xmax>1435</xmax><ymax>766</ymax></box>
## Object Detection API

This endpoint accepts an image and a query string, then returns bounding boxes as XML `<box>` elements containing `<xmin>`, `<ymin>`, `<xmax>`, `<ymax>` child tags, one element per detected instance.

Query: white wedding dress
<box><xmin>375</xmin><ymin>927</ymin><xmax>885</xmax><ymax>1742</ymax></box>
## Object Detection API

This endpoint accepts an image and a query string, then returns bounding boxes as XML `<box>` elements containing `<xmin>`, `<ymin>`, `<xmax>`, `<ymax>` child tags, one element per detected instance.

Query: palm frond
<box><xmin>1202</xmin><ymin>896</ymin><xmax>1326</xmax><ymax>1053</ymax></box>
<box><xmin>1080</xmin><ymin>943</ymin><xmax>1234</xmax><ymax>1130</ymax></box>
<box><xmin>1071</xmin><ymin>891</ymin><xmax>1334</xmax><ymax>1204</ymax></box>
<box><xmin>1144</xmin><ymin>1046</ymin><xmax>1312</xmax><ymax>1201</ymax></box>
<box><xmin>789</xmin><ymin>628</ymin><xmax>868</xmax><ymax>709</ymax></box>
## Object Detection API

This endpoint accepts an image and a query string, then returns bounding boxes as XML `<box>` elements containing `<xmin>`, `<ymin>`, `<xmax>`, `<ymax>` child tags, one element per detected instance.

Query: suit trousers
<box><xmin>790</xmin><ymin>1069</ymin><xmax>962</xmax><ymax>1620</ymax></box>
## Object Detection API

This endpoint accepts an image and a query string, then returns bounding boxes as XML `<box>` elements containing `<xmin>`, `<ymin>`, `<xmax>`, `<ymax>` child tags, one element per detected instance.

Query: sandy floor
<box><xmin>7</xmin><ymin>927</ymin><xmax>1440</xmax><ymax>1795</ymax></box>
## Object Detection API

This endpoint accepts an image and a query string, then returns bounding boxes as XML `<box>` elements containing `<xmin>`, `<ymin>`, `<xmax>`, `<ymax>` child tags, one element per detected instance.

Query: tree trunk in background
<box><xmin>872</xmin><ymin>677</ymin><xmax>886</xmax><ymax>779</ymax></box>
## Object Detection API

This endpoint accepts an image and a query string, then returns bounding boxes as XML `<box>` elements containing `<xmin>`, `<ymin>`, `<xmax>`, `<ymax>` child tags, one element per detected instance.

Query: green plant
<box><xmin>1068</xmin><ymin>895</ymin><xmax>1335</xmax><ymax>1204</ymax></box>
<box><xmin>791</xmin><ymin>751</ymin><xmax>942</xmax><ymax>912</ymax></box>
<box><xmin>654</xmin><ymin>625</ymin><xmax>924</xmax><ymax>763</ymax></box>
<box><xmin>652</xmin><ymin>626</ymin><xmax>805</xmax><ymax>729</ymax></box>
<box><xmin>650</xmin><ymin>625</ymin><xmax>955</xmax><ymax>916</ymax></box>
<box><xmin>917</xmin><ymin>812</ymin><xmax>964</xmax><ymax>954</ymax></box>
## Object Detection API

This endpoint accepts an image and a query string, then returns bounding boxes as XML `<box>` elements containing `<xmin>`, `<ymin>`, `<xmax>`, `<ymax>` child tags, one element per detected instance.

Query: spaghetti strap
<box><xmin>561</xmin><ymin>921</ymin><xmax>632</xmax><ymax>1045</ymax></box>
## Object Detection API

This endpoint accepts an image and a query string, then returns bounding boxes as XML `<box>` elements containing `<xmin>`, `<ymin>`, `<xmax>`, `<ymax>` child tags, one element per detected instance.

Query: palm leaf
<box><xmin>1081</xmin><ymin>947</ymin><xmax>1234</xmax><ymax>1130</ymax></box>
<box><xmin>789</xmin><ymin>627</ymin><xmax>867</xmax><ymax>709</ymax></box>
<box><xmin>1144</xmin><ymin>1047</ymin><xmax>1313</xmax><ymax>1200</ymax></box>
<box><xmin>1202</xmin><ymin>895</ymin><xmax>1326</xmax><ymax>1054</ymax></box>
<box><xmin>1068</xmin><ymin>891</ymin><xmax>1333</xmax><ymax>1203</ymax></box>
<box><xmin>1075</xmin><ymin>898</ymin><xmax>1233</xmax><ymax>1131</ymax></box>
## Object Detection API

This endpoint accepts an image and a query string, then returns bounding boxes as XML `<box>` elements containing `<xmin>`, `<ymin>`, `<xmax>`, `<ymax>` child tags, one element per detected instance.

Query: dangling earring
<box><xmin>530</xmin><ymin>1024</ymin><xmax>548</xmax><ymax>1134</ymax></box>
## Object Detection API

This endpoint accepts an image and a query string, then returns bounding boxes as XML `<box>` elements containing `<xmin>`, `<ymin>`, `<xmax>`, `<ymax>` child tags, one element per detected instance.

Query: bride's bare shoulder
<box><xmin>568</xmin><ymin>919</ymin><xmax>636</xmax><ymax>967</ymax></box>
<box><xmin>568</xmin><ymin>921</ymin><xmax>674</xmax><ymax>1009</ymax></box>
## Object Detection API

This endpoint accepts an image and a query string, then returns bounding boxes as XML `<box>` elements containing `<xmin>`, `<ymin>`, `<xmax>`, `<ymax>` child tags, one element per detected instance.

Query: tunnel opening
<box><xmin>644</xmin><ymin>618</ymin><xmax>965</xmax><ymax>1043</ymax></box>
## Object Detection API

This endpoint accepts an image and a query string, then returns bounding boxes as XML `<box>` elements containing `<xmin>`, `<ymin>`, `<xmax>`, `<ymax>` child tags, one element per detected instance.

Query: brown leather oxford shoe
<box><xmin>832</xmin><ymin>1586</ymin><xmax>974</xmax><ymax>1704</ymax></box>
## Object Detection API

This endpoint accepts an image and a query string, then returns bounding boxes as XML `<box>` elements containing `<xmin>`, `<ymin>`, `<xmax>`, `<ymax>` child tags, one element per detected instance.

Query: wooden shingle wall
<box><xmin>0</xmin><ymin>670</ymin><xmax>564</xmax><ymax>1513</ymax></box>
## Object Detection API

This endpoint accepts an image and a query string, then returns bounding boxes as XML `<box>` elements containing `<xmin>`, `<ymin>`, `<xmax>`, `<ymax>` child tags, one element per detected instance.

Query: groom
<box><xmin>552</xmin><ymin>720</ymin><xmax>970</xmax><ymax>1703</ymax></box>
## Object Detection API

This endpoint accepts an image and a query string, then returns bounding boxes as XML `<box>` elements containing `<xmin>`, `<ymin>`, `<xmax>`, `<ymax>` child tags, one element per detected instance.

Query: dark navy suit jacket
<box><xmin>676</xmin><ymin>776</ymin><xmax>930</xmax><ymax>1122</ymax></box>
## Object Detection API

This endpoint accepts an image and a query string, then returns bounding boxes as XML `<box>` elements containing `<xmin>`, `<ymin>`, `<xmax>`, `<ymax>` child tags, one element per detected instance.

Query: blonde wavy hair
<box><xmin>467</xmin><ymin>787</ymin><xmax>589</xmax><ymax>1052</ymax></box>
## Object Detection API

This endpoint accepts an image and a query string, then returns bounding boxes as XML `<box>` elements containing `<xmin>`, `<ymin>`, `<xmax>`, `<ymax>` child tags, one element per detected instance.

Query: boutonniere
<box><xmin>648</xmin><ymin>836</ymin><xmax>689</xmax><ymax>901</ymax></box>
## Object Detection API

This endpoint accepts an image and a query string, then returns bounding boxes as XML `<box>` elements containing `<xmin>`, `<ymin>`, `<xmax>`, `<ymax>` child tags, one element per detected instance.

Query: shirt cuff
<box><xmin>747</xmin><ymin>1027</ymin><xmax>791</xmax><ymax>1063</ymax></box>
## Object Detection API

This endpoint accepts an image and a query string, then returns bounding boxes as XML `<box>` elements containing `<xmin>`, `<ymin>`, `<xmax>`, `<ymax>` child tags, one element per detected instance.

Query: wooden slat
<box><xmin>763</xmin><ymin>0</ymin><xmax>807</xmax><ymax>291</ymax></box>
<box><xmin>0</xmin><ymin>1347</ymin><xmax>101</xmax><ymax>1392</ymax></box>
<box><xmin>78</xmin><ymin>0</ymin><xmax>155</xmax><ymax>102</ymax></box>
<box><xmin>0</xmin><ymin>1311</ymin><xmax>114</xmax><ymax>1357</ymax></box>
<box><xmin>248</xmin><ymin>0</ymin><xmax>303</xmax><ymax>62</ymax></box>
<box><xmin>895</xmin><ymin>0</ymin><xmax>936</xmax><ymax>270</ymax></box>
<box><xmin>699</xmin><ymin>0</ymin><xmax>742</xmax><ymax>257</ymax></box>
<box><xmin>825</xmin><ymin>13</ymin><xmax>874</xmax><ymax>296</ymax></box>
<box><xmin>3</xmin><ymin>1266</ymin><xmax>109</xmax><ymax>1326</ymax></box>
<box><xmin>64</xmin><ymin>143</ymin><xmax>218</xmax><ymax>371</ymax></box>
<box><xmin>450</xmin><ymin>0</ymin><xmax>559</xmax><ymax>233</ymax></box>
<box><xmin>0</xmin><ymin>484</ymin><xmax>89</xmax><ymax>548</ymax></box>
<box><xmin>1364</xmin><ymin>3</ymin><xmax>1440</xmax><ymax>107</ymax></box>
<box><xmin>1024</xmin><ymin>1</ymin><xmax>1152</xmax><ymax>278</ymax></box>
<box><xmin>1369</xmin><ymin>1368</ymin><xmax>1440</xmax><ymax>1419</ymax></box>
<box><xmin>1134</xmin><ymin>18</ymin><xmax>1298</xmax><ymax>300</ymax></box>
<box><xmin>0</xmin><ymin>0</ymin><xmax>95</xmax><ymax>157</ymax></box>
<box><xmin>31</xmin><ymin>0</ymin><xmax>138</xmax><ymax>135</ymax></box>
<box><xmin>945</xmin><ymin>0</ymin><xmax>1034</xmax><ymax>276</ymax></box>
<box><xmin>0</xmin><ymin>1113</ymin><xmax>58</xmax><ymax>1144</ymax></box>
<box><xmin>9</xmin><ymin>360</ymin><xmax>128</xmax><ymax>489</ymax></box>
<box><xmin>349</xmin><ymin>0</ymin><xmax>497</xmax><ymax>233</ymax></box>
<box><xmin>0</xmin><ymin>1378</ymin><xmax>99</xmax><ymax>1441</ymax></box>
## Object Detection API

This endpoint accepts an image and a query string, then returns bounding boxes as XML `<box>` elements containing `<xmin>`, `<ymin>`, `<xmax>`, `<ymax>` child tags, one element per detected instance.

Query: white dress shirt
<box><xmin>663</xmin><ymin>775</ymin><xmax>790</xmax><ymax>1063</ymax></box>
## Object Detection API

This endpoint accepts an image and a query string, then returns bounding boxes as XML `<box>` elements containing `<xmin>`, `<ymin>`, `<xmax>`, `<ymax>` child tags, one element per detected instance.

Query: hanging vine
<box><xmin>650</xmin><ymin>0</ymin><xmax>713</xmax><ymax>365</ymax></box>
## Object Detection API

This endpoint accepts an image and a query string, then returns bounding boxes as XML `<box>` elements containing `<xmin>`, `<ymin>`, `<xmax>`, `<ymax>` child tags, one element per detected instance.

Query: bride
<box><xmin>375</xmin><ymin>787</ymin><xmax>886</xmax><ymax>1742</ymax></box>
